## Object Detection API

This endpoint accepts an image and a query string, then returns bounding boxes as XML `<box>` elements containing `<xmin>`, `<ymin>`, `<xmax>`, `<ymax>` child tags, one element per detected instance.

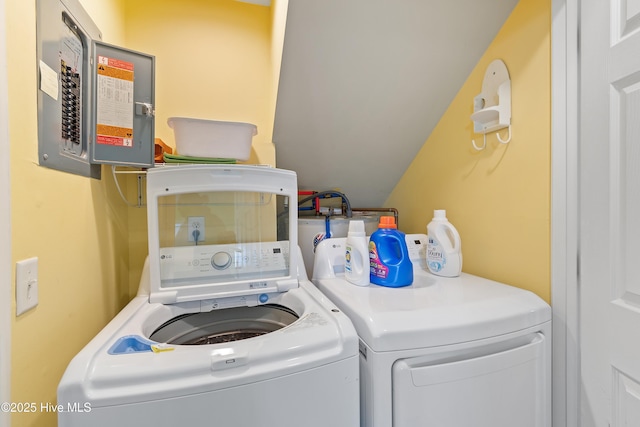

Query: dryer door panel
<box><xmin>392</xmin><ymin>332</ymin><xmax>548</xmax><ymax>427</ymax></box>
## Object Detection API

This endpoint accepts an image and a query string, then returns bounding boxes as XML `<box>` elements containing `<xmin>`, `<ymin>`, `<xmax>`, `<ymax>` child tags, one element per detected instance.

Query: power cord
<box><xmin>192</xmin><ymin>229</ymin><xmax>201</xmax><ymax>246</ymax></box>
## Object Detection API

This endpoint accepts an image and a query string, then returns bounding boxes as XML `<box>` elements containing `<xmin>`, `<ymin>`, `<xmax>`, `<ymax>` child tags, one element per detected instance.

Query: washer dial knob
<box><xmin>211</xmin><ymin>251</ymin><xmax>232</xmax><ymax>270</ymax></box>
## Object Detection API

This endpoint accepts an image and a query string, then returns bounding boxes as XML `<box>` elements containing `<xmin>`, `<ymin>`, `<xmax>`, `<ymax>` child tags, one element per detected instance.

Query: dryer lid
<box><xmin>146</xmin><ymin>165</ymin><xmax>300</xmax><ymax>305</ymax></box>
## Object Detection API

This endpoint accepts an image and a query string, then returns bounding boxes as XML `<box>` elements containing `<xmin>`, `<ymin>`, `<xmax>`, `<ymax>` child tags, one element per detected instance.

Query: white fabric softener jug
<box><xmin>345</xmin><ymin>220</ymin><xmax>370</xmax><ymax>286</ymax></box>
<box><xmin>426</xmin><ymin>210</ymin><xmax>462</xmax><ymax>277</ymax></box>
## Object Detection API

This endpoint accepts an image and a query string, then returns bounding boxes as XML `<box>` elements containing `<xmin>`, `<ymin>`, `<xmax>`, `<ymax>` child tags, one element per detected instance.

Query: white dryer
<box><xmin>312</xmin><ymin>234</ymin><xmax>551</xmax><ymax>427</ymax></box>
<box><xmin>58</xmin><ymin>165</ymin><xmax>359</xmax><ymax>427</ymax></box>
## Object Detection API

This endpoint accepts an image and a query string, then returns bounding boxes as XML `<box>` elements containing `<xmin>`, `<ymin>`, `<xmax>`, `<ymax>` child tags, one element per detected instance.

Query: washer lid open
<box><xmin>146</xmin><ymin>165</ymin><xmax>301</xmax><ymax>305</ymax></box>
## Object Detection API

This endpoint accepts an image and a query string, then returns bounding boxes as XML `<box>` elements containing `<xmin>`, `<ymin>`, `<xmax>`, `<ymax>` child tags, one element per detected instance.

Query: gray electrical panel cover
<box><xmin>36</xmin><ymin>0</ymin><xmax>155</xmax><ymax>179</ymax></box>
<box><xmin>91</xmin><ymin>42</ymin><xmax>155</xmax><ymax>168</ymax></box>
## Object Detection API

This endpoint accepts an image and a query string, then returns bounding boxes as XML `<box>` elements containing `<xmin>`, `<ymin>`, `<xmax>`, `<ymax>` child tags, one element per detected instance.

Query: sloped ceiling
<box><xmin>273</xmin><ymin>0</ymin><xmax>519</xmax><ymax>208</ymax></box>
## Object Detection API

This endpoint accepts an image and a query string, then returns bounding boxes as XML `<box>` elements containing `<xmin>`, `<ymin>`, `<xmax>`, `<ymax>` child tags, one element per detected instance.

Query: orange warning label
<box><xmin>97</xmin><ymin>124</ymin><xmax>133</xmax><ymax>138</ymax></box>
<box><xmin>97</xmin><ymin>56</ymin><xmax>134</xmax><ymax>81</ymax></box>
<box><xmin>97</xmin><ymin>135</ymin><xmax>133</xmax><ymax>147</ymax></box>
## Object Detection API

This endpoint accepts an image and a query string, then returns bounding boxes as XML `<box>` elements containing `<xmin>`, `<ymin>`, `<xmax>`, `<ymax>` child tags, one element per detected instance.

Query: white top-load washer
<box><xmin>312</xmin><ymin>234</ymin><xmax>551</xmax><ymax>427</ymax></box>
<box><xmin>58</xmin><ymin>165</ymin><xmax>359</xmax><ymax>427</ymax></box>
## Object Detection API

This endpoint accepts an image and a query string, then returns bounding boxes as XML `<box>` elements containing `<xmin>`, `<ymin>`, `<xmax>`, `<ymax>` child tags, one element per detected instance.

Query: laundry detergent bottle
<box><xmin>426</xmin><ymin>210</ymin><xmax>462</xmax><ymax>277</ymax></box>
<box><xmin>369</xmin><ymin>216</ymin><xmax>413</xmax><ymax>287</ymax></box>
<box><xmin>345</xmin><ymin>220</ymin><xmax>370</xmax><ymax>286</ymax></box>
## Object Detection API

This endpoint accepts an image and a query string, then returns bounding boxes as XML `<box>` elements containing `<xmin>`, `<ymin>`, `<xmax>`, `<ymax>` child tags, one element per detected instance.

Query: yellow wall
<box><xmin>7</xmin><ymin>0</ymin><xmax>129</xmax><ymax>425</ymax></box>
<box><xmin>386</xmin><ymin>0</ymin><xmax>551</xmax><ymax>302</ymax></box>
<box><xmin>123</xmin><ymin>0</ymin><xmax>276</xmax><ymax>166</ymax></box>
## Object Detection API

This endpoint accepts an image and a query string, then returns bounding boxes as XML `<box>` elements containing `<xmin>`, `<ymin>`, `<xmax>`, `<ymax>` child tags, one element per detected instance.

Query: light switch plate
<box><xmin>16</xmin><ymin>257</ymin><xmax>39</xmax><ymax>316</ymax></box>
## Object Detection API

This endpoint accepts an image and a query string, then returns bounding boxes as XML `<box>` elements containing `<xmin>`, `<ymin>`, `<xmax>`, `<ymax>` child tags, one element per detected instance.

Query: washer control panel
<box><xmin>159</xmin><ymin>241</ymin><xmax>290</xmax><ymax>284</ymax></box>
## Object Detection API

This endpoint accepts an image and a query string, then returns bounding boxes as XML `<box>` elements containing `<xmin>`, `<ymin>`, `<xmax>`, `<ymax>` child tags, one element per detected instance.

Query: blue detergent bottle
<box><xmin>369</xmin><ymin>216</ymin><xmax>413</xmax><ymax>287</ymax></box>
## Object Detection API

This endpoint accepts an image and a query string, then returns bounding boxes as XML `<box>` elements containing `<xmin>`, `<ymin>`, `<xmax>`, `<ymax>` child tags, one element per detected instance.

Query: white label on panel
<box><xmin>38</xmin><ymin>60</ymin><xmax>58</xmax><ymax>101</ymax></box>
<box><xmin>96</xmin><ymin>55</ymin><xmax>134</xmax><ymax>148</ymax></box>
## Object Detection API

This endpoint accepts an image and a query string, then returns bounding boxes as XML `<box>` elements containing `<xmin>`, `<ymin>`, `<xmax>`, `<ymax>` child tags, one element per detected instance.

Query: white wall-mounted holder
<box><xmin>471</xmin><ymin>59</ymin><xmax>511</xmax><ymax>151</ymax></box>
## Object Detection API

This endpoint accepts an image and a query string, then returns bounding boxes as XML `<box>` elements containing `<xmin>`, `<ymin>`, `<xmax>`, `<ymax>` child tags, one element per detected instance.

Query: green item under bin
<box><xmin>163</xmin><ymin>153</ymin><xmax>237</xmax><ymax>164</ymax></box>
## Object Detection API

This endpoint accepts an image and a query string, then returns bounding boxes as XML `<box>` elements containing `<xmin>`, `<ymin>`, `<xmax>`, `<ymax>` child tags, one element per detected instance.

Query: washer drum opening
<box><xmin>149</xmin><ymin>304</ymin><xmax>299</xmax><ymax>345</ymax></box>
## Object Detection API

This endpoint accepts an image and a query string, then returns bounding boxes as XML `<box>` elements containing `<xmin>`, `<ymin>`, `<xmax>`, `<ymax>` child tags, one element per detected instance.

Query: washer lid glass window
<box><xmin>146</xmin><ymin>165</ymin><xmax>300</xmax><ymax>305</ymax></box>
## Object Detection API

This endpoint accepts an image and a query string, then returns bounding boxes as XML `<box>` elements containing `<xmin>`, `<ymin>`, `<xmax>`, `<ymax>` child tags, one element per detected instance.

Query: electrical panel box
<box><xmin>36</xmin><ymin>0</ymin><xmax>155</xmax><ymax>179</ymax></box>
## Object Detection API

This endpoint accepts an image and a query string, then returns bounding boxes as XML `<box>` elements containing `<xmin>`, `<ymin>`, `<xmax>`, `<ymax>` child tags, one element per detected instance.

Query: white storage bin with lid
<box><xmin>167</xmin><ymin>117</ymin><xmax>257</xmax><ymax>160</ymax></box>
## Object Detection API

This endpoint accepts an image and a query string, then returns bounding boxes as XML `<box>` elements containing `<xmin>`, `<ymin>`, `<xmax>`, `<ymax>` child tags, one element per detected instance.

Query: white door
<box><xmin>580</xmin><ymin>0</ymin><xmax>640</xmax><ymax>425</ymax></box>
